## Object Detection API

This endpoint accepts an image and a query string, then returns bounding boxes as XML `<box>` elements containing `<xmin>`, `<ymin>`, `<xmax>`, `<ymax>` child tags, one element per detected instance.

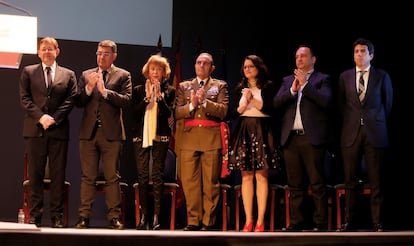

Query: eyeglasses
<box><xmin>40</xmin><ymin>48</ymin><xmax>56</xmax><ymax>52</ymax></box>
<box><xmin>96</xmin><ymin>52</ymin><xmax>113</xmax><ymax>57</ymax></box>
<box><xmin>243</xmin><ymin>65</ymin><xmax>255</xmax><ymax>70</ymax></box>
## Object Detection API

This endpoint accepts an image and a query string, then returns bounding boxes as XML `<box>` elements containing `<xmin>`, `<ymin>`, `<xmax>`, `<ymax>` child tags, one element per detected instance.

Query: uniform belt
<box><xmin>153</xmin><ymin>135</ymin><xmax>169</xmax><ymax>142</ymax></box>
<box><xmin>291</xmin><ymin>129</ymin><xmax>305</xmax><ymax>135</ymax></box>
<box><xmin>96</xmin><ymin>119</ymin><xmax>102</xmax><ymax>128</ymax></box>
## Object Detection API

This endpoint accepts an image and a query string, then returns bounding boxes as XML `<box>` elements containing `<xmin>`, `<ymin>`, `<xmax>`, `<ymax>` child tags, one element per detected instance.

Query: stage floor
<box><xmin>1</xmin><ymin>222</ymin><xmax>414</xmax><ymax>246</ymax></box>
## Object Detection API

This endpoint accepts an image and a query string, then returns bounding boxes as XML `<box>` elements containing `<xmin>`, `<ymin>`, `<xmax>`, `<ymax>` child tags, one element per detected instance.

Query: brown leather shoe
<box><xmin>109</xmin><ymin>217</ymin><xmax>124</xmax><ymax>230</ymax></box>
<box><xmin>73</xmin><ymin>216</ymin><xmax>89</xmax><ymax>229</ymax></box>
<box><xmin>51</xmin><ymin>215</ymin><xmax>65</xmax><ymax>228</ymax></box>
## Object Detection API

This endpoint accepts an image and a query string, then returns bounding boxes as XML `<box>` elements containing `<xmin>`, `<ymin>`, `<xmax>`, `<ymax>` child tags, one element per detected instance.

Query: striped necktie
<box><xmin>358</xmin><ymin>71</ymin><xmax>366</xmax><ymax>102</ymax></box>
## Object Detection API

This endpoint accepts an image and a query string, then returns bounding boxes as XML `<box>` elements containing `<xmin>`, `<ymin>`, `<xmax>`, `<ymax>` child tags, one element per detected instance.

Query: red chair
<box><xmin>219</xmin><ymin>183</ymin><xmax>232</xmax><ymax>231</ymax></box>
<box><xmin>284</xmin><ymin>185</ymin><xmax>334</xmax><ymax>231</ymax></box>
<box><xmin>334</xmin><ymin>182</ymin><xmax>372</xmax><ymax>231</ymax></box>
<box><xmin>22</xmin><ymin>153</ymin><xmax>71</xmax><ymax>226</ymax></box>
<box><xmin>133</xmin><ymin>147</ymin><xmax>179</xmax><ymax>230</ymax></box>
<box><xmin>95</xmin><ymin>176</ymin><xmax>129</xmax><ymax>225</ymax></box>
<box><xmin>234</xmin><ymin>183</ymin><xmax>285</xmax><ymax>231</ymax></box>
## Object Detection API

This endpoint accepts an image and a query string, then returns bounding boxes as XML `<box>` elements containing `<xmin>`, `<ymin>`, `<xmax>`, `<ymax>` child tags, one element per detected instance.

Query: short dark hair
<box><xmin>353</xmin><ymin>38</ymin><xmax>374</xmax><ymax>55</ymax></box>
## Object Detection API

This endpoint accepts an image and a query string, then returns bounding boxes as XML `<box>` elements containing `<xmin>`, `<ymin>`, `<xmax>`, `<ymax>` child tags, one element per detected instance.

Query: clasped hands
<box><xmin>191</xmin><ymin>87</ymin><xmax>206</xmax><ymax>107</ymax></box>
<box><xmin>86</xmin><ymin>71</ymin><xmax>107</xmax><ymax>97</ymax></box>
<box><xmin>39</xmin><ymin>114</ymin><xmax>56</xmax><ymax>130</ymax></box>
<box><xmin>237</xmin><ymin>88</ymin><xmax>253</xmax><ymax>113</ymax></box>
<box><xmin>145</xmin><ymin>79</ymin><xmax>162</xmax><ymax>101</ymax></box>
<box><xmin>291</xmin><ymin>68</ymin><xmax>307</xmax><ymax>92</ymax></box>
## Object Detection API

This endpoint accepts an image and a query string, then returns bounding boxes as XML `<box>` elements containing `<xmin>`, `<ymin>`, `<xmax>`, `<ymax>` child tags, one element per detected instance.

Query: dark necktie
<box><xmin>46</xmin><ymin>66</ymin><xmax>52</xmax><ymax>88</ymax></box>
<box><xmin>96</xmin><ymin>70</ymin><xmax>108</xmax><ymax>128</ymax></box>
<box><xmin>358</xmin><ymin>71</ymin><xmax>366</xmax><ymax>102</ymax></box>
<box><xmin>199</xmin><ymin>80</ymin><xmax>204</xmax><ymax>87</ymax></box>
<box><xmin>102</xmin><ymin>70</ymin><xmax>108</xmax><ymax>83</ymax></box>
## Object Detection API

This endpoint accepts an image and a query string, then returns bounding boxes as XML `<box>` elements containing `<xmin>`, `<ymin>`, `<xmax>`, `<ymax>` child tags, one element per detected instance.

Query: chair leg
<box><xmin>64</xmin><ymin>185</ymin><xmax>69</xmax><ymax>226</ymax></box>
<box><xmin>328</xmin><ymin>194</ymin><xmax>332</xmax><ymax>231</ymax></box>
<box><xmin>121</xmin><ymin>187</ymin><xmax>126</xmax><ymax>225</ymax></box>
<box><xmin>235</xmin><ymin>188</ymin><xmax>241</xmax><ymax>231</ymax></box>
<box><xmin>23</xmin><ymin>187</ymin><xmax>30</xmax><ymax>223</ymax></box>
<box><xmin>135</xmin><ymin>186</ymin><xmax>141</xmax><ymax>228</ymax></box>
<box><xmin>270</xmin><ymin>188</ymin><xmax>276</xmax><ymax>232</ymax></box>
<box><xmin>222</xmin><ymin>188</ymin><xmax>228</xmax><ymax>231</ymax></box>
<box><xmin>170</xmin><ymin>190</ymin><xmax>176</xmax><ymax>230</ymax></box>
<box><xmin>336</xmin><ymin>189</ymin><xmax>343</xmax><ymax>230</ymax></box>
<box><xmin>285</xmin><ymin>188</ymin><xmax>290</xmax><ymax>229</ymax></box>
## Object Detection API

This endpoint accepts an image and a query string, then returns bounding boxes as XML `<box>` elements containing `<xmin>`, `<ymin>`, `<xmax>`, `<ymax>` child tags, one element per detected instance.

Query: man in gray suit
<box><xmin>274</xmin><ymin>45</ymin><xmax>333</xmax><ymax>232</ymax></box>
<box><xmin>19</xmin><ymin>36</ymin><xmax>77</xmax><ymax>228</ymax></box>
<box><xmin>338</xmin><ymin>38</ymin><xmax>393</xmax><ymax>232</ymax></box>
<box><xmin>74</xmin><ymin>40</ymin><xmax>132</xmax><ymax>230</ymax></box>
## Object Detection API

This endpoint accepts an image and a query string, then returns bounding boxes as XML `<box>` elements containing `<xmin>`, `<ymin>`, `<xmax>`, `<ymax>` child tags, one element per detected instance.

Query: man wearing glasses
<box><xmin>74</xmin><ymin>40</ymin><xmax>132</xmax><ymax>230</ymax></box>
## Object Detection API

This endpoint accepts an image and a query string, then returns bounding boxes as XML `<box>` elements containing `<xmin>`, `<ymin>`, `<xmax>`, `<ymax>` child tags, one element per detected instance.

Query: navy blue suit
<box><xmin>274</xmin><ymin>71</ymin><xmax>333</xmax><ymax>228</ymax></box>
<box><xmin>337</xmin><ymin>66</ymin><xmax>393</xmax><ymax>226</ymax></box>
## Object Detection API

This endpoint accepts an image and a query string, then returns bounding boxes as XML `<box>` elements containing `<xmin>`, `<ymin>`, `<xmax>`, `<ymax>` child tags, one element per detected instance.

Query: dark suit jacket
<box><xmin>76</xmin><ymin>66</ymin><xmax>132</xmax><ymax>141</ymax></box>
<box><xmin>273</xmin><ymin>71</ymin><xmax>333</xmax><ymax>146</ymax></box>
<box><xmin>131</xmin><ymin>82</ymin><xmax>176</xmax><ymax>138</ymax></box>
<box><xmin>337</xmin><ymin>66</ymin><xmax>393</xmax><ymax>148</ymax></box>
<box><xmin>20</xmin><ymin>63</ymin><xmax>77</xmax><ymax>139</ymax></box>
<box><xmin>175</xmin><ymin>78</ymin><xmax>229</xmax><ymax>151</ymax></box>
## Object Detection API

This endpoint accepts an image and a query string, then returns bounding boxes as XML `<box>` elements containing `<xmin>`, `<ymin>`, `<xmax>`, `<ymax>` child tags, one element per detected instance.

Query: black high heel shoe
<box><xmin>136</xmin><ymin>214</ymin><xmax>149</xmax><ymax>230</ymax></box>
<box><xmin>152</xmin><ymin>214</ymin><xmax>160</xmax><ymax>230</ymax></box>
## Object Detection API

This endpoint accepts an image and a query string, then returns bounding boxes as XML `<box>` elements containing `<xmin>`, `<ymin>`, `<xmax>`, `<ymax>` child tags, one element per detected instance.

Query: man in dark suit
<box><xmin>274</xmin><ymin>45</ymin><xmax>333</xmax><ymax>231</ymax></box>
<box><xmin>175</xmin><ymin>52</ymin><xmax>229</xmax><ymax>231</ymax></box>
<box><xmin>74</xmin><ymin>40</ymin><xmax>132</xmax><ymax>230</ymax></box>
<box><xmin>338</xmin><ymin>38</ymin><xmax>393</xmax><ymax>232</ymax></box>
<box><xmin>19</xmin><ymin>36</ymin><xmax>77</xmax><ymax>228</ymax></box>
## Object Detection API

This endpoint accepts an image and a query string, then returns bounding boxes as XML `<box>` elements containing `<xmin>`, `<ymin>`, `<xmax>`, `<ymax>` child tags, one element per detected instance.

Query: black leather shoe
<box><xmin>313</xmin><ymin>224</ymin><xmax>328</xmax><ymax>232</ymax></box>
<box><xmin>340</xmin><ymin>222</ymin><xmax>354</xmax><ymax>232</ymax></box>
<box><xmin>74</xmin><ymin>216</ymin><xmax>89</xmax><ymax>229</ymax></box>
<box><xmin>200</xmin><ymin>224</ymin><xmax>215</xmax><ymax>231</ymax></box>
<box><xmin>373</xmin><ymin>223</ymin><xmax>384</xmax><ymax>232</ymax></box>
<box><xmin>183</xmin><ymin>224</ymin><xmax>201</xmax><ymax>231</ymax></box>
<box><xmin>28</xmin><ymin>217</ymin><xmax>41</xmax><ymax>227</ymax></box>
<box><xmin>51</xmin><ymin>216</ymin><xmax>65</xmax><ymax>228</ymax></box>
<box><xmin>109</xmin><ymin>217</ymin><xmax>124</xmax><ymax>230</ymax></box>
<box><xmin>284</xmin><ymin>224</ymin><xmax>303</xmax><ymax>232</ymax></box>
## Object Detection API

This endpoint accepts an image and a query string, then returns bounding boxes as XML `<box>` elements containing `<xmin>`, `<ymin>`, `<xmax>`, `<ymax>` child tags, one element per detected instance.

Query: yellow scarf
<box><xmin>142</xmin><ymin>98</ymin><xmax>158</xmax><ymax>148</ymax></box>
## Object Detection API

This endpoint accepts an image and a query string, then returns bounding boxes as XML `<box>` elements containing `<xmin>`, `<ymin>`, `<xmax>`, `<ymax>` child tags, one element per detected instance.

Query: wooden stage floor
<box><xmin>1</xmin><ymin>222</ymin><xmax>414</xmax><ymax>246</ymax></box>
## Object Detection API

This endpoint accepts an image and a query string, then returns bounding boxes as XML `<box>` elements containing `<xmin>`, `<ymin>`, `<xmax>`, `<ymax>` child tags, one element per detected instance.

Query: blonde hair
<box><xmin>142</xmin><ymin>54</ymin><xmax>171</xmax><ymax>81</ymax></box>
<box><xmin>39</xmin><ymin>37</ymin><xmax>59</xmax><ymax>49</ymax></box>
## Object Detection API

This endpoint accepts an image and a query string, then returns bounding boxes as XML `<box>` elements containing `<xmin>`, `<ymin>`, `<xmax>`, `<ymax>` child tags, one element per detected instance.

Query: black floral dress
<box><xmin>228</xmin><ymin>81</ymin><xmax>282</xmax><ymax>172</ymax></box>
